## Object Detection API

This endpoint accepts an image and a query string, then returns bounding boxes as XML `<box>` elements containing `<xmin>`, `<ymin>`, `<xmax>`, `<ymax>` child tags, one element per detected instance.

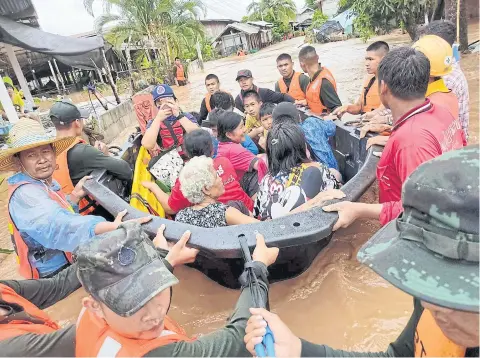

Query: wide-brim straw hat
<box><xmin>0</xmin><ymin>119</ymin><xmax>76</xmax><ymax>171</ymax></box>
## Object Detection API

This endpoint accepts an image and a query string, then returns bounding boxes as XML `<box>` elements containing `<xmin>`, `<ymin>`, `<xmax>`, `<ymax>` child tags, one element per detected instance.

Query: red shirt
<box><xmin>168</xmin><ymin>157</ymin><xmax>254</xmax><ymax>212</ymax></box>
<box><xmin>378</xmin><ymin>100</ymin><xmax>464</xmax><ymax>225</ymax></box>
<box><xmin>217</xmin><ymin>142</ymin><xmax>258</xmax><ymax>181</ymax></box>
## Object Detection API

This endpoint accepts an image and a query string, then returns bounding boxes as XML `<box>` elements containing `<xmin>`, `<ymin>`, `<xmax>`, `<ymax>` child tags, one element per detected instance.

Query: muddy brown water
<box><xmin>1</xmin><ymin>27</ymin><xmax>479</xmax><ymax>352</ymax></box>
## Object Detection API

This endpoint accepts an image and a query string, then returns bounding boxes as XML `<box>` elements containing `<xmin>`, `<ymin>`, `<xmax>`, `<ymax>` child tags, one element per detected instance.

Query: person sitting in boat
<box><xmin>203</xmin><ymin>95</ymin><xmax>258</xmax><ymax>156</ymax></box>
<box><xmin>51</xmin><ymin>100</ymin><xmax>132</xmax><ymax>218</ymax></box>
<box><xmin>272</xmin><ymin>102</ymin><xmax>339</xmax><ymax>171</ymax></box>
<box><xmin>142</xmin><ymin>128</ymin><xmax>254</xmax><ymax>215</ymax></box>
<box><xmin>243</xmin><ymin>90</ymin><xmax>265</xmax><ymax>142</ymax></box>
<box><xmin>175</xmin><ymin>156</ymin><xmax>258</xmax><ymax>227</ymax></box>
<box><xmin>245</xmin><ymin>146</ymin><xmax>479</xmax><ymax>358</ymax></box>
<box><xmin>234</xmin><ymin>69</ymin><xmax>294</xmax><ymax>113</ymax></box>
<box><xmin>254</xmin><ymin>122</ymin><xmax>340</xmax><ymax>221</ymax></box>
<box><xmin>332</xmin><ymin>41</ymin><xmax>389</xmax><ymax>118</ymax></box>
<box><xmin>142</xmin><ymin>84</ymin><xmax>198</xmax><ymax>187</ymax></box>
<box><xmin>198</xmin><ymin>74</ymin><xmax>232</xmax><ymax>124</ymax></box>
<box><xmin>0</xmin><ymin>119</ymin><xmax>150</xmax><ymax>279</ymax></box>
<box><xmin>215</xmin><ymin>110</ymin><xmax>262</xmax><ymax>197</ymax></box>
<box><xmin>74</xmin><ymin>222</ymin><xmax>278</xmax><ymax>357</ymax></box>
<box><xmin>257</xmin><ymin>102</ymin><xmax>275</xmax><ymax>151</ymax></box>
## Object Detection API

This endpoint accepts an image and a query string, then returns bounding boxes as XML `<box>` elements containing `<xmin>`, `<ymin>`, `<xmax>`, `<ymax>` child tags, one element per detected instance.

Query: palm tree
<box><xmin>247</xmin><ymin>0</ymin><xmax>296</xmax><ymax>27</ymax></box>
<box><xmin>84</xmin><ymin>0</ymin><xmax>206</xmax><ymax>77</ymax></box>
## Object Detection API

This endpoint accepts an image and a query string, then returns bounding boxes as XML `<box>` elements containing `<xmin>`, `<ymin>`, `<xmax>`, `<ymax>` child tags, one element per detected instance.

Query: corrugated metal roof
<box><xmin>247</xmin><ymin>21</ymin><xmax>273</xmax><ymax>28</ymax></box>
<box><xmin>212</xmin><ymin>22</ymin><xmax>263</xmax><ymax>43</ymax></box>
<box><xmin>0</xmin><ymin>0</ymin><xmax>36</xmax><ymax>21</ymax></box>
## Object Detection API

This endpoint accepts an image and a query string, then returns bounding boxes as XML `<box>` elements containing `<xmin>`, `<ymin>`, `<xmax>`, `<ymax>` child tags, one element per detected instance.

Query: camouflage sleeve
<box><xmin>144</xmin><ymin>262</ymin><xmax>269</xmax><ymax>357</ymax></box>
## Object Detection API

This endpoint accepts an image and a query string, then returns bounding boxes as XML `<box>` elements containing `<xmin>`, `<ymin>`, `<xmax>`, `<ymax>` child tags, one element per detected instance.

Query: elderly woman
<box><xmin>175</xmin><ymin>156</ymin><xmax>258</xmax><ymax>228</ymax></box>
<box><xmin>1</xmin><ymin>119</ymin><xmax>149</xmax><ymax>279</ymax></box>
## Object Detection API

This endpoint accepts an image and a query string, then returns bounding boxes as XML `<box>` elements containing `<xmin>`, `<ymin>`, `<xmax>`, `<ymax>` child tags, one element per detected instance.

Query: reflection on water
<box><xmin>20</xmin><ymin>32</ymin><xmax>417</xmax><ymax>352</ymax></box>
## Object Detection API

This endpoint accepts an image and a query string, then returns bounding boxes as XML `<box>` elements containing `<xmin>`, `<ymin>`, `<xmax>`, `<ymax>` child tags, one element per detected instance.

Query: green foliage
<box><xmin>246</xmin><ymin>0</ymin><xmax>297</xmax><ymax>30</ymax></box>
<box><xmin>337</xmin><ymin>0</ymin><xmax>355</xmax><ymax>13</ymax></box>
<box><xmin>351</xmin><ymin>0</ymin><xmax>433</xmax><ymax>40</ymax></box>
<box><xmin>311</xmin><ymin>10</ymin><xmax>328</xmax><ymax>28</ymax></box>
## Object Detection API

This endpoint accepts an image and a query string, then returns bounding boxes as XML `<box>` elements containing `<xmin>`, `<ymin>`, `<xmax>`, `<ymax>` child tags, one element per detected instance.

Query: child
<box><xmin>258</xmin><ymin>102</ymin><xmax>275</xmax><ymax>150</ymax></box>
<box><xmin>242</xmin><ymin>90</ymin><xmax>264</xmax><ymax>141</ymax></box>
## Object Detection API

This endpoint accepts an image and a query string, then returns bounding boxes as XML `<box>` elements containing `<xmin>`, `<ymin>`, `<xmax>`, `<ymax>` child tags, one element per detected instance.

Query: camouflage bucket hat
<box><xmin>75</xmin><ymin>222</ymin><xmax>179</xmax><ymax>317</ymax></box>
<box><xmin>358</xmin><ymin>146</ymin><xmax>479</xmax><ymax>312</ymax></box>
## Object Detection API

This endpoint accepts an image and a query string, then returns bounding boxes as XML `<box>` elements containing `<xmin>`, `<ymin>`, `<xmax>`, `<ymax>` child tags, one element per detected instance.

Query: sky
<box><xmin>32</xmin><ymin>0</ymin><xmax>307</xmax><ymax>36</ymax></box>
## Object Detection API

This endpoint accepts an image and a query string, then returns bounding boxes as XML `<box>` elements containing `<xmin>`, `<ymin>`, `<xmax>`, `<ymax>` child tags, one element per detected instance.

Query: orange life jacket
<box><xmin>53</xmin><ymin>137</ymin><xmax>97</xmax><ymax>215</ymax></box>
<box><xmin>414</xmin><ymin>309</ymin><xmax>465</xmax><ymax>357</ymax></box>
<box><xmin>277</xmin><ymin>72</ymin><xmax>306</xmax><ymax>101</ymax></box>
<box><xmin>205</xmin><ymin>91</ymin><xmax>232</xmax><ymax>112</ymax></box>
<box><xmin>0</xmin><ymin>283</ymin><xmax>60</xmax><ymax>340</ymax></box>
<box><xmin>75</xmin><ymin>308</ymin><xmax>193</xmax><ymax>357</ymax></box>
<box><xmin>176</xmin><ymin>64</ymin><xmax>186</xmax><ymax>81</ymax></box>
<box><xmin>7</xmin><ymin>181</ymin><xmax>74</xmax><ymax>279</ymax></box>
<box><xmin>361</xmin><ymin>75</ymin><xmax>381</xmax><ymax>112</ymax></box>
<box><xmin>306</xmin><ymin>67</ymin><xmax>337</xmax><ymax>115</ymax></box>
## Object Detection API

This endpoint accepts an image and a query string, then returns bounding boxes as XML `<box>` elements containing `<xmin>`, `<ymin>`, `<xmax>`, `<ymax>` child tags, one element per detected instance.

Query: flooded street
<box><xmin>1</xmin><ymin>26</ymin><xmax>479</xmax><ymax>352</ymax></box>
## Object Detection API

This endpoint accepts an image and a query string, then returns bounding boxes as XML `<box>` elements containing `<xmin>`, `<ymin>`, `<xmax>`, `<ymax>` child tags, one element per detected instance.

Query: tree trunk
<box><xmin>444</xmin><ymin>0</ymin><xmax>468</xmax><ymax>51</ymax></box>
<box><xmin>431</xmin><ymin>0</ymin><xmax>444</xmax><ymax>21</ymax></box>
<box><xmin>101</xmin><ymin>48</ymin><xmax>121</xmax><ymax>104</ymax></box>
<box><xmin>405</xmin><ymin>19</ymin><xmax>419</xmax><ymax>41</ymax></box>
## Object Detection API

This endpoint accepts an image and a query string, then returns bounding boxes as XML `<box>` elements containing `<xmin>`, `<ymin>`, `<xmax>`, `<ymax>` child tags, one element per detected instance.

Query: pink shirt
<box><xmin>217</xmin><ymin>141</ymin><xmax>258</xmax><ymax>181</ymax></box>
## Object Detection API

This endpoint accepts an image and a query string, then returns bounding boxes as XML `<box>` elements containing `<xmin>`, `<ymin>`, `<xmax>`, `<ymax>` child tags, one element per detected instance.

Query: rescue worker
<box><xmin>298</xmin><ymin>45</ymin><xmax>342</xmax><ymax>115</ymax></box>
<box><xmin>333</xmin><ymin>41</ymin><xmax>389</xmax><ymax>117</ymax></box>
<box><xmin>274</xmin><ymin>53</ymin><xmax>310</xmax><ymax>104</ymax></box>
<box><xmin>322</xmin><ymin>47</ymin><xmax>464</xmax><ymax>228</ymax></box>
<box><xmin>51</xmin><ymin>100</ymin><xmax>132</xmax><ymax>218</ymax></box>
<box><xmin>173</xmin><ymin>57</ymin><xmax>188</xmax><ymax>86</ymax></box>
<box><xmin>0</xmin><ymin>225</ymin><xmax>206</xmax><ymax>356</ymax></box>
<box><xmin>245</xmin><ymin>146</ymin><xmax>479</xmax><ymax>357</ymax></box>
<box><xmin>7</xmin><ymin>222</ymin><xmax>276</xmax><ymax>357</ymax></box>
<box><xmin>0</xmin><ymin>119</ymin><xmax>150</xmax><ymax>279</ymax></box>
<box><xmin>234</xmin><ymin>69</ymin><xmax>294</xmax><ymax>113</ymax></box>
<box><xmin>198</xmin><ymin>74</ymin><xmax>233</xmax><ymax>124</ymax></box>
<box><xmin>0</xmin><ymin>264</ymin><xmax>80</xmax><ymax>350</ymax></box>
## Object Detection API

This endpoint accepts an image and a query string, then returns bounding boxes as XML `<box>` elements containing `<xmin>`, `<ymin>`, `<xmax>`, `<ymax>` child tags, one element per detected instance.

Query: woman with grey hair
<box><xmin>175</xmin><ymin>156</ymin><xmax>258</xmax><ymax>228</ymax></box>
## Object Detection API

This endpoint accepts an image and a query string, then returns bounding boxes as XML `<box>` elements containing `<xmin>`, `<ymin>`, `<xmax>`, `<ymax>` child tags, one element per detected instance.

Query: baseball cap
<box><xmin>272</xmin><ymin>102</ymin><xmax>301</xmax><ymax>123</ymax></box>
<box><xmin>236</xmin><ymin>69</ymin><xmax>253</xmax><ymax>81</ymax></box>
<box><xmin>152</xmin><ymin>84</ymin><xmax>176</xmax><ymax>102</ymax></box>
<box><xmin>75</xmin><ymin>222</ymin><xmax>179</xmax><ymax>317</ymax></box>
<box><xmin>49</xmin><ymin>100</ymin><xmax>90</xmax><ymax>125</ymax></box>
<box><xmin>357</xmin><ymin>146</ymin><xmax>479</xmax><ymax>312</ymax></box>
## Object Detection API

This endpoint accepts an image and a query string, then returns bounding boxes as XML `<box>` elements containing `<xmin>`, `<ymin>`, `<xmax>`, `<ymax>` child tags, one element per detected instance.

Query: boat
<box><xmin>83</xmin><ymin>119</ymin><xmax>380</xmax><ymax>289</ymax></box>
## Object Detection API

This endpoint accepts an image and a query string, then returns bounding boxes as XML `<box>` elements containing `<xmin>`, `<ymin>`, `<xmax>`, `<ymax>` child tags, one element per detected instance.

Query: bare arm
<box><xmin>226</xmin><ymin>207</ymin><xmax>259</xmax><ymax>225</ymax></box>
<box><xmin>143</xmin><ymin>182</ymin><xmax>176</xmax><ymax>215</ymax></box>
<box><xmin>142</xmin><ymin>110</ymin><xmax>168</xmax><ymax>150</ymax></box>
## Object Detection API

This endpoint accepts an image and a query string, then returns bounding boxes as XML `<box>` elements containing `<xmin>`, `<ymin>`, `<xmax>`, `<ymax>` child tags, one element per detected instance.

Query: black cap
<box><xmin>272</xmin><ymin>102</ymin><xmax>301</xmax><ymax>123</ymax></box>
<box><xmin>75</xmin><ymin>222</ymin><xmax>178</xmax><ymax>317</ymax></box>
<box><xmin>49</xmin><ymin>100</ymin><xmax>90</xmax><ymax>125</ymax></box>
<box><xmin>236</xmin><ymin>69</ymin><xmax>253</xmax><ymax>81</ymax></box>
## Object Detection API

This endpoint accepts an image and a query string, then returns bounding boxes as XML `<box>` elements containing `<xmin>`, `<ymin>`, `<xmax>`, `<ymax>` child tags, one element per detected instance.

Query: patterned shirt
<box><xmin>444</xmin><ymin>60</ymin><xmax>469</xmax><ymax>140</ymax></box>
<box><xmin>175</xmin><ymin>203</ymin><xmax>227</xmax><ymax>228</ymax></box>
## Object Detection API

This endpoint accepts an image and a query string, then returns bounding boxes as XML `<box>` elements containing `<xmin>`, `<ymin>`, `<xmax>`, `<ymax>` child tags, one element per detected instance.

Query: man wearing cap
<box><xmin>234</xmin><ymin>69</ymin><xmax>294</xmax><ymax>113</ymax></box>
<box><xmin>0</xmin><ymin>225</ymin><xmax>202</xmax><ymax>356</ymax></box>
<box><xmin>245</xmin><ymin>145</ymin><xmax>479</xmax><ymax>357</ymax></box>
<box><xmin>1</xmin><ymin>119</ymin><xmax>149</xmax><ymax>279</ymax></box>
<box><xmin>323</xmin><ymin>47</ymin><xmax>464</xmax><ymax>228</ymax></box>
<box><xmin>51</xmin><ymin>100</ymin><xmax>132</xmax><ymax>217</ymax></box>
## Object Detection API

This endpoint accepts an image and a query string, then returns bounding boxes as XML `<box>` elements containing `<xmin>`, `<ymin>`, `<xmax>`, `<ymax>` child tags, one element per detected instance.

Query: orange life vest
<box><xmin>277</xmin><ymin>72</ymin><xmax>306</xmax><ymax>101</ymax></box>
<box><xmin>75</xmin><ymin>308</ymin><xmax>193</xmax><ymax>357</ymax></box>
<box><xmin>7</xmin><ymin>181</ymin><xmax>74</xmax><ymax>279</ymax></box>
<box><xmin>175</xmin><ymin>64</ymin><xmax>186</xmax><ymax>81</ymax></box>
<box><xmin>0</xmin><ymin>283</ymin><xmax>60</xmax><ymax>340</ymax></box>
<box><xmin>53</xmin><ymin>137</ymin><xmax>97</xmax><ymax>215</ymax></box>
<box><xmin>361</xmin><ymin>75</ymin><xmax>381</xmax><ymax>112</ymax></box>
<box><xmin>306</xmin><ymin>67</ymin><xmax>337</xmax><ymax>115</ymax></box>
<box><xmin>205</xmin><ymin>91</ymin><xmax>232</xmax><ymax>112</ymax></box>
<box><xmin>414</xmin><ymin>309</ymin><xmax>465</xmax><ymax>357</ymax></box>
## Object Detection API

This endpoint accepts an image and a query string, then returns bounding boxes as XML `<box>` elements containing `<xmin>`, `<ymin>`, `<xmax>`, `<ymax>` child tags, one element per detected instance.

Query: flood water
<box><xmin>2</xmin><ymin>29</ymin><xmax>478</xmax><ymax>352</ymax></box>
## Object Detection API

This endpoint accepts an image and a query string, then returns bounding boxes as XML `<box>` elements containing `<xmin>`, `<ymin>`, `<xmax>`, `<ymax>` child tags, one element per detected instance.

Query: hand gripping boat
<box><xmin>83</xmin><ymin>119</ymin><xmax>380</xmax><ymax>289</ymax></box>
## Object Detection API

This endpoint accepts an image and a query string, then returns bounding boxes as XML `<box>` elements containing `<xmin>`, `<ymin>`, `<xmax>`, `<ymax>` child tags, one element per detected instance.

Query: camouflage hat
<box><xmin>75</xmin><ymin>222</ymin><xmax>179</xmax><ymax>317</ymax></box>
<box><xmin>358</xmin><ymin>146</ymin><xmax>479</xmax><ymax>312</ymax></box>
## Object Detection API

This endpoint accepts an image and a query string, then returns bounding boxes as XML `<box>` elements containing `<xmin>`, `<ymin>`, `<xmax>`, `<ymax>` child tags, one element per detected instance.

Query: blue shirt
<box><xmin>212</xmin><ymin>135</ymin><xmax>258</xmax><ymax>158</ymax></box>
<box><xmin>8</xmin><ymin>172</ymin><xmax>105</xmax><ymax>277</ymax></box>
<box><xmin>300</xmin><ymin>117</ymin><xmax>338</xmax><ymax>170</ymax></box>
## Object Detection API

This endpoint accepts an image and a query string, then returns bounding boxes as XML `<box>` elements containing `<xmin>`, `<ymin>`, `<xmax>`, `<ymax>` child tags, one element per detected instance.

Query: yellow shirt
<box><xmin>245</xmin><ymin>114</ymin><xmax>262</xmax><ymax>132</ymax></box>
<box><xmin>0</xmin><ymin>92</ymin><xmax>24</xmax><ymax>112</ymax></box>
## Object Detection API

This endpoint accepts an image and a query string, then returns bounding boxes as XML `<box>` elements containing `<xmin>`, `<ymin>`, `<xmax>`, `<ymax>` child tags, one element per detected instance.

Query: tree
<box><xmin>246</xmin><ymin>0</ymin><xmax>297</xmax><ymax>27</ymax></box>
<box><xmin>305</xmin><ymin>0</ymin><xmax>323</xmax><ymax>11</ymax></box>
<box><xmin>84</xmin><ymin>0</ymin><xmax>206</xmax><ymax>83</ymax></box>
<box><xmin>351</xmin><ymin>0</ymin><xmax>434</xmax><ymax>41</ymax></box>
<box><xmin>444</xmin><ymin>0</ymin><xmax>468</xmax><ymax>51</ymax></box>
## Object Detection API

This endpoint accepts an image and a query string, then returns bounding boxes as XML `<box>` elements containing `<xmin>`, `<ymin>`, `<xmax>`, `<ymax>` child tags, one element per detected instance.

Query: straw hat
<box><xmin>0</xmin><ymin>119</ymin><xmax>76</xmax><ymax>171</ymax></box>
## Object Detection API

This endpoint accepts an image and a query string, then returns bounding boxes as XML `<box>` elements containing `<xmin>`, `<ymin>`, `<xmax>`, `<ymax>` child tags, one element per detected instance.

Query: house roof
<box><xmin>200</xmin><ymin>19</ymin><xmax>235</xmax><ymax>23</ymax></box>
<box><xmin>212</xmin><ymin>22</ymin><xmax>262</xmax><ymax>42</ymax></box>
<box><xmin>247</xmin><ymin>21</ymin><xmax>273</xmax><ymax>28</ymax></box>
